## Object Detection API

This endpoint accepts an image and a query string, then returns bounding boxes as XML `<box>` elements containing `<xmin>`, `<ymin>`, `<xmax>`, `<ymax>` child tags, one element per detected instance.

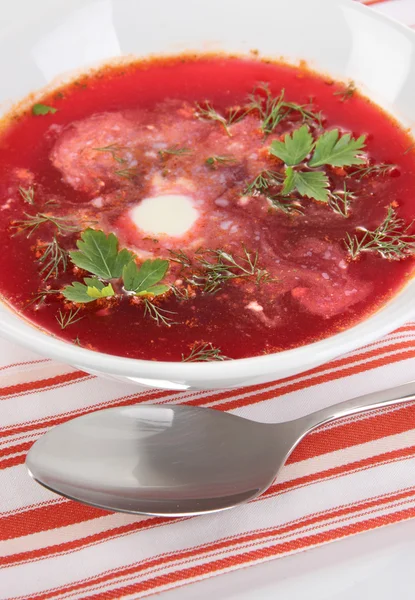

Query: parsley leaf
<box><xmin>32</xmin><ymin>103</ymin><xmax>58</xmax><ymax>115</ymax></box>
<box><xmin>62</xmin><ymin>278</ymin><xmax>115</xmax><ymax>303</ymax></box>
<box><xmin>269</xmin><ymin>125</ymin><xmax>314</xmax><ymax>166</ymax></box>
<box><xmin>283</xmin><ymin>167</ymin><xmax>330</xmax><ymax>202</ymax></box>
<box><xmin>123</xmin><ymin>259</ymin><xmax>169</xmax><ymax>296</ymax></box>
<box><xmin>308</xmin><ymin>129</ymin><xmax>366</xmax><ymax>167</ymax></box>
<box><xmin>70</xmin><ymin>229</ymin><xmax>134</xmax><ymax>280</ymax></box>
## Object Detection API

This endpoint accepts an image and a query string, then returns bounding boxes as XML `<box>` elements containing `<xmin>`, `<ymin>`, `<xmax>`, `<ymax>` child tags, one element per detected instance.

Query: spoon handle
<box><xmin>296</xmin><ymin>381</ymin><xmax>415</xmax><ymax>434</ymax></box>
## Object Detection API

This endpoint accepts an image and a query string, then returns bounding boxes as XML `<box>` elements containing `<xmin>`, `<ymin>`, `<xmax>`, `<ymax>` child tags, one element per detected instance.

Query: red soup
<box><xmin>0</xmin><ymin>56</ymin><xmax>414</xmax><ymax>361</ymax></box>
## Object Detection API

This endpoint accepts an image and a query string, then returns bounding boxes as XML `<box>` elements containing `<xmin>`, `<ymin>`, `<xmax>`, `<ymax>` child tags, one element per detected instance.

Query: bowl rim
<box><xmin>0</xmin><ymin>0</ymin><xmax>415</xmax><ymax>382</ymax></box>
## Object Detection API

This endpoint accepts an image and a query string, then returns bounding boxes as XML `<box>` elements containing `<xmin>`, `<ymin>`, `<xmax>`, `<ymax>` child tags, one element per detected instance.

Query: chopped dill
<box><xmin>334</xmin><ymin>81</ymin><xmax>356</xmax><ymax>102</ymax></box>
<box><xmin>205</xmin><ymin>155</ymin><xmax>237</xmax><ymax>168</ymax></box>
<box><xmin>190</xmin><ymin>247</ymin><xmax>273</xmax><ymax>294</ymax></box>
<box><xmin>195</xmin><ymin>101</ymin><xmax>243</xmax><ymax>136</ymax></box>
<box><xmin>114</xmin><ymin>167</ymin><xmax>139</xmax><ymax>180</ymax></box>
<box><xmin>55</xmin><ymin>307</ymin><xmax>84</xmax><ymax>330</ymax></box>
<box><xmin>168</xmin><ymin>249</ymin><xmax>192</xmax><ymax>268</ymax></box>
<box><xmin>93</xmin><ymin>144</ymin><xmax>126</xmax><ymax>164</ymax></box>
<box><xmin>345</xmin><ymin>206</ymin><xmax>415</xmax><ymax>260</ymax></box>
<box><xmin>246</xmin><ymin>84</ymin><xmax>322</xmax><ymax>134</ymax></box>
<box><xmin>351</xmin><ymin>163</ymin><xmax>395</xmax><ymax>180</ymax></box>
<box><xmin>12</xmin><ymin>213</ymin><xmax>79</xmax><ymax>237</ymax></box>
<box><xmin>37</xmin><ymin>236</ymin><xmax>69</xmax><ymax>280</ymax></box>
<box><xmin>182</xmin><ymin>342</ymin><xmax>230</xmax><ymax>362</ymax></box>
<box><xmin>328</xmin><ymin>184</ymin><xmax>355</xmax><ymax>218</ymax></box>
<box><xmin>244</xmin><ymin>170</ymin><xmax>285</xmax><ymax>195</ymax></box>
<box><xmin>18</xmin><ymin>185</ymin><xmax>35</xmax><ymax>205</ymax></box>
<box><xmin>158</xmin><ymin>145</ymin><xmax>192</xmax><ymax>159</ymax></box>
<box><xmin>142</xmin><ymin>298</ymin><xmax>177</xmax><ymax>326</ymax></box>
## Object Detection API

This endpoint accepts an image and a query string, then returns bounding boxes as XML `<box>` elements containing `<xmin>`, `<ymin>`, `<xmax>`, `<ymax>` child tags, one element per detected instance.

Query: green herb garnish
<box><xmin>244</xmin><ymin>170</ymin><xmax>284</xmax><ymax>195</ymax></box>
<box><xmin>190</xmin><ymin>247</ymin><xmax>272</xmax><ymax>294</ymax></box>
<box><xmin>62</xmin><ymin>278</ymin><xmax>115</xmax><ymax>303</ymax></box>
<box><xmin>69</xmin><ymin>229</ymin><xmax>134</xmax><ymax>280</ymax></box>
<box><xmin>334</xmin><ymin>81</ymin><xmax>356</xmax><ymax>102</ymax></box>
<box><xmin>195</xmin><ymin>102</ymin><xmax>242</xmax><ymax>136</ymax></box>
<box><xmin>351</xmin><ymin>163</ymin><xmax>395</xmax><ymax>180</ymax></box>
<box><xmin>37</xmin><ymin>236</ymin><xmax>69</xmax><ymax>281</ymax></box>
<box><xmin>32</xmin><ymin>103</ymin><xmax>58</xmax><ymax>115</ymax></box>
<box><xmin>12</xmin><ymin>213</ymin><xmax>79</xmax><ymax>237</ymax></box>
<box><xmin>159</xmin><ymin>146</ymin><xmax>192</xmax><ymax>159</ymax></box>
<box><xmin>182</xmin><ymin>342</ymin><xmax>229</xmax><ymax>362</ymax></box>
<box><xmin>308</xmin><ymin>129</ymin><xmax>366</xmax><ymax>168</ymax></box>
<box><xmin>345</xmin><ymin>206</ymin><xmax>415</xmax><ymax>260</ymax></box>
<box><xmin>328</xmin><ymin>184</ymin><xmax>355</xmax><ymax>218</ymax></box>
<box><xmin>282</xmin><ymin>167</ymin><xmax>330</xmax><ymax>202</ymax></box>
<box><xmin>143</xmin><ymin>299</ymin><xmax>177</xmax><ymax>326</ymax></box>
<box><xmin>55</xmin><ymin>307</ymin><xmax>83</xmax><ymax>330</ymax></box>
<box><xmin>205</xmin><ymin>155</ymin><xmax>237</xmax><ymax>168</ymax></box>
<box><xmin>122</xmin><ymin>259</ymin><xmax>169</xmax><ymax>296</ymax></box>
<box><xmin>93</xmin><ymin>144</ymin><xmax>126</xmax><ymax>164</ymax></box>
<box><xmin>270</xmin><ymin>125</ymin><xmax>314</xmax><ymax>166</ymax></box>
<box><xmin>247</xmin><ymin>85</ymin><xmax>322</xmax><ymax>134</ymax></box>
<box><xmin>18</xmin><ymin>186</ymin><xmax>35</xmax><ymax>205</ymax></box>
<box><xmin>114</xmin><ymin>167</ymin><xmax>139</xmax><ymax>180</ymax></box>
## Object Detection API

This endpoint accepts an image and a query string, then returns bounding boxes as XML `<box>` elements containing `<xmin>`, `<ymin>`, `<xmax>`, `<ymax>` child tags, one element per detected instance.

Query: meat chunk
<box><xmin>50</xmin><ymin>113</ymin><xmax>141</xmax><ymax>195</ymax></box>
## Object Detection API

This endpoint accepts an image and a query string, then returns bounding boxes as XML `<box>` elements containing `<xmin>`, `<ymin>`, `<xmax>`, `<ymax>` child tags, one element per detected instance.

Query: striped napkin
<box><xmin>1</xmin><ymin>1</ymin><xmax>415</xmax><ymax>598</ymax></box>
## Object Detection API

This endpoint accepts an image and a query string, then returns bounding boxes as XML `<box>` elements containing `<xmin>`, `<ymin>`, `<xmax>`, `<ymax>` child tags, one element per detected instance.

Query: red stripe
<box><xmin>2</xmin><ymin>445</ymin><xmax>415</xmax><ymax>566</ymax></box>
<box><xmin>80</xmin><ymin>507</ymin><xmax>415</xmax><ymax>600</ymax></box>
<box><xmin>0</xmin><ymin>371</ymin><xmax>91</xmax><ymax>399</ymax></box>
<box><xmin>362</xmin><ymin>0</ymin><xmax>391</xmax><ymax>5</ymax></box>
<box><xmin>0</xmin><ymin>358</ymin><xmax>50</xmax><ymax>372</ymax></box>
<box><xmin>3</xmin><ymin>337</ymin><xmax>415</xmax><ymax>438</ymax></box>
<box><xmin>11</xmin><ymin>487</ymin><xmax>415</xmax><ymax>600</ymax></box>
<box><xmin>0</xmin><ymin>388</ymin><xmax>181</xmax><ymax>435</ymax></box>
<box><xmin>0</xmin><ymin>441</ymin><xmax>32</xmax><ymax>457</ymax></box>
<box><xmin>217</xmin><ymin>347</ymin><xmax>415</xmax><ymax>412</ymax></box>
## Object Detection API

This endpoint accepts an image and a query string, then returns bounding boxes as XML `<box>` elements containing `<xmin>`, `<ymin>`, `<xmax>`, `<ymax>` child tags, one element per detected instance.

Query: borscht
<box><xmin>0</xmin><ymin>56</ymin><xmax>414</xmax><ymax>361</ymax></box>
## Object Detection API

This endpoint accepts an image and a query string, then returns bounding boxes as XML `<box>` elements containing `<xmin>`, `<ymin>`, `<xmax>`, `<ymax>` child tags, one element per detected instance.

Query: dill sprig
<box><xmin>195</xmin><ymin>102</ymin><xmax>243</xmax><ymax>136</ymax></box>
<box><xmin>182</xmin><ymin>342</ymin><xmax>230</xmax><ymax>362</ymax></box>
<box><xmin>244</xmin><ymin>170</ymin><xmax>302</xmax><ymax>214</ymax></box>
<box><xmin>351</xmin><ymin>163</ymin><xmax>395</xmax><ymax>180</ymax></box>
<box><xmin>205</xmin><ymin>155</ymin><xmax>237</xmax><ymax>168</ymax></box>
<box><xmin>328</xmin><ymin>184</ymin><xmax>355</xmax><ymax>218</ymax></box>
<box><xmin>244</xmin><ymin>170</ymin><xmax>285</xmax><ymax>195</ymax></box>
<box><xmin>18</xmin><ymin>185</ymin><xmax>35</xmax><ymax>205</ymax></box>
<box><xmin>143</xmin><ymin>298</ymin><xmax>177</xmax><ymax>326</ymax></box>
<box><xmin>93</xmin><ymin>144</ymin><xmax>126</xmax><ymax>163</ymax></box>
<box><xmin>345</xmin><ymin>206</ymin><xmax>415</xmax><ymax>260</ymax></box>
<box><xmin>268</xmin><ymin>195</ymin><xmax>304</xmax><ymax>215</ymax></box>
<box><xmin>55</xmin><ymin>307</ymin><xmax>84</xmax><ymax>330</ymax></box>
<box><xmin>158</xmin><ymin>145</ymin><xmax>192</xmax><ymax>159</ymax></box>
<box><xmin>12</xmin><ymin>212</ymin><xmax>79</xmax><ymax>237</ymax></box>
<box><xmin>246</xmin><ymin>84</ymin><xmax>322</xmax><ymax>134</ymax></box>
<box><xmin>171</xmin><ymin>284</ymin><xmax>191</xmax><ymax>301</ymax></box>
<box><xmin>334</xmin><ymin>81</ymin><xmax>356</xmax><ymax>102</ymax></box>
<box><xmin>25</xmin><ymin>288</ymin><xmax>59</xmax><ymax>310</ymax></box>
<box><xmin>37</xmin><ymin>236</ymin><xmax>69</xmax><ymax>280</ymax></box>
<box><xmin>114</xmin><ymin>167</ymin><xmax>138</xmax><ymax>180</ymax></box>
<box><xmin>168</xmin><ymin>249</ymin><xmax>193</xmax><ymax>268</ymax></box>
<box><xmin>190</xmin><ymin>247</ymin><xmax>272</xmax><ymax>294</ymax></box>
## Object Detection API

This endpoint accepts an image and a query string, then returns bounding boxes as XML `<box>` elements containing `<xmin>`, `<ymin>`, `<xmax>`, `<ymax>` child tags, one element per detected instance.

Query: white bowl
<box><xmin>0</xmin><ymin>0</ymin><xmax>414</xmax><ymax>391</ymax></box>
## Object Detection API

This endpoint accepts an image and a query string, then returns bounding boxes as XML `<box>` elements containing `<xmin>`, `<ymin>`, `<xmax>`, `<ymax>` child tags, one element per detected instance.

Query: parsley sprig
<box><xmin>62</xmin><ymin>229</ymin><xmax>172</xmax><ymax>325</ymax></box>
<box><xmin>268</xmin><ymin>125</ymin><xmax>367</xmax><ymax>203</ymax></box>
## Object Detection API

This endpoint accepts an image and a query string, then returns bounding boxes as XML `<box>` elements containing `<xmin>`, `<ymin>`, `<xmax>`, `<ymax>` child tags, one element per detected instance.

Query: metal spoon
<box><xmin>26</xmin><ymin>382</ymin><xmax>415</xmax><ymax>517</ymax></box>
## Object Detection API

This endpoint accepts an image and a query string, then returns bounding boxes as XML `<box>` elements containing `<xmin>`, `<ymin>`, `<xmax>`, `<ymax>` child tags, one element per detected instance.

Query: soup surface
<box><xmin>0</xmin><ymin>56</ymin><xmax>414</xmax><ymax>361</ymax></box>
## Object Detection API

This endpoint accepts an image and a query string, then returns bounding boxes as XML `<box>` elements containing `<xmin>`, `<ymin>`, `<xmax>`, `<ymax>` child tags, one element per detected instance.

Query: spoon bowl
<box><xmin>26</xmin><ymin>382</ymin><xmax>415</xmax><ymax>516</ymax></box>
